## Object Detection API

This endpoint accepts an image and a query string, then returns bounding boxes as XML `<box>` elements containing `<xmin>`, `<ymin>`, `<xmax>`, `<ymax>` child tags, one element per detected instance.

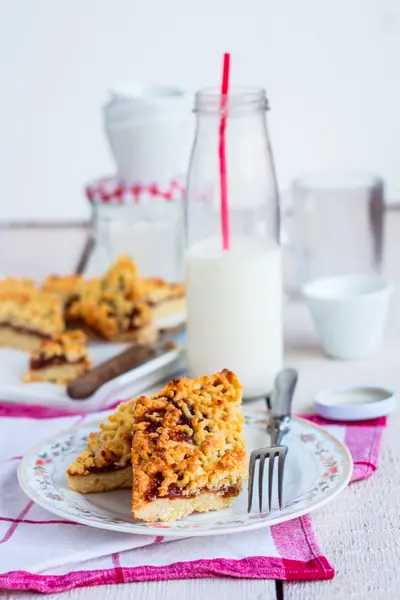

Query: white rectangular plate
<box><xmin>0</xmin><ymin>316</ymin><xmax>186</xmax><ymax>412</ymax></box>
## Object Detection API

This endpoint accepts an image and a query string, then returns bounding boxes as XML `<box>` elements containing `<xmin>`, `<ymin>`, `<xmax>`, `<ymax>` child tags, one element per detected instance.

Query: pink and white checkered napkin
<box><xmin>0</xmin><ymin>403</ymin><xmax>386</xmax><ymax>594</ymax></box>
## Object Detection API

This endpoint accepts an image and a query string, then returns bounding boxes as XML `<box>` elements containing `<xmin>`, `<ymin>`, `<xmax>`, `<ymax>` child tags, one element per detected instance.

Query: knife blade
<box><xmin>67</xmin><ymin>324</ymin><xmax>184</xmax><ymax>400</ymax></box>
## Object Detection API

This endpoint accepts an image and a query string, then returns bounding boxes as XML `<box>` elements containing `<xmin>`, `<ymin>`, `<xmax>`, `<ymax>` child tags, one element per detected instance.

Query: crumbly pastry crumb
<box><xmin>23</xmin><ymin>330</ymin><xmax>91</xmax><ymax>385</ymax></box>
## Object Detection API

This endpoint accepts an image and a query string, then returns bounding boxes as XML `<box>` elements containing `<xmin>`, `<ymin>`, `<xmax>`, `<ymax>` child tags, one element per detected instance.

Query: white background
<box><xmin>0</xmin><ymin>0</ymin><xmax>399</xmax><ymax>222</ymax></box>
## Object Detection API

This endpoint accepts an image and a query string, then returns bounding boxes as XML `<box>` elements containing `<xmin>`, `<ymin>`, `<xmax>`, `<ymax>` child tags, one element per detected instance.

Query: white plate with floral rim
<box><xmin>18</xmin><ymin>414</ymin><xmax>352</xmax><ymax>537</ymax></box>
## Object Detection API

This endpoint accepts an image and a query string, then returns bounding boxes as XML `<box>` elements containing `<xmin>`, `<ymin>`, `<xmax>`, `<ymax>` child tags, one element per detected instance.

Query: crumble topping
<box><xmin>101</xmin><ymin>255</ymin><xmax>141</xmax><ymax>299</ymax></box>
<box><xmin>0</xmin><ymin>278</ymin><xmax>36</xmax><ymax>293</ymax></box>
<box><xmin>0</xmin><ymin>289</ymin><xmax>64</xmax><ymax>335</ymax></box>
<box><xmin>132</xmin><ymin>370</ymin><xmax>246</xmax><ymax>508</ymax></box>
<box><xmin>66</xmin><ymin>370</ymin><xmax>246</xmax><ymax>499</ymax></box>
<box><xmin>65</xmin><ymin>256</ymin><xmax>155</xmax><ymax>339</ymax></box>
<box><xmin>67</xmin><ymin>292</ymin><xmax>152</xmax><ymax>340</ymax></box>
<box><xmin>67</xmin><ymin>398</ymin><xmax>136</xmax><ymax>476</ymax></box>
<box><xmin>42</xmin><ymin>275</ymin><xmax>84</xmax><ymax>304</ymax></box>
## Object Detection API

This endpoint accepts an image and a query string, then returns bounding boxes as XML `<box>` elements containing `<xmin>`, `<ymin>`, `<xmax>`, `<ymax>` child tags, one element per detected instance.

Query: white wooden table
<box><xmin>1</xmin><ymin>212</ymin><xmax>400</xmax><ymax>600</ymax></box>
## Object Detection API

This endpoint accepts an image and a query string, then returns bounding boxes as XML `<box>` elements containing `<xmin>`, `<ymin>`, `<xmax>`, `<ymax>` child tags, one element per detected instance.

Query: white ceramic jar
<box><xmin>103</xmin><ymin>83</ymin><xmax>194</xmax><ymax>187</ymax></box>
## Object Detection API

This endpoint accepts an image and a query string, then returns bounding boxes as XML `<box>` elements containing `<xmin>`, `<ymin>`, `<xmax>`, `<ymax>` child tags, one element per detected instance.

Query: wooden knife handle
<box><xmin>67</xmin><ymin>344</ymin><xmax>156</xmax><ymax>400</ymax></box>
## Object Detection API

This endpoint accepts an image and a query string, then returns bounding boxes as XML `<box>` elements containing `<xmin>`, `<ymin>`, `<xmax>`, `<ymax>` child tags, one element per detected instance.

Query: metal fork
<box><xmin>248</xmin><ymin>445</ymin><xmax>288</xmax><ymax>512</ymax></box>
<box><xmin>247</xmin><ymin>368</ymin><xmax>298</xmax><ymax>513</ymax></box>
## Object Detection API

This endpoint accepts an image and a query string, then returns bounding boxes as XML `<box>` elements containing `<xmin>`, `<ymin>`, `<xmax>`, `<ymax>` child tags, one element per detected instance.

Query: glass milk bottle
<box><xmin>185</xmin><ymin>87</ymin><xmax>283</xmax><ymax>398</ymax></box>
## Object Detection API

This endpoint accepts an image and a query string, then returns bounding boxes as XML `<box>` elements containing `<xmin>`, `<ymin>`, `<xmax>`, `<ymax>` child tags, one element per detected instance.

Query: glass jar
<box><xmin>185</xmin><ymin>87</ymin><xmax>283</xmax><ymax>398</ymax></box>
<box><xmin>83</xmin><ymin>177</ymin><xmax>185</xmax><ymax>281</ymax></box>
<box><xmin>286</xmin><ymin>172</ymin><xmax>385</xmax><ymax>293</ymax></box>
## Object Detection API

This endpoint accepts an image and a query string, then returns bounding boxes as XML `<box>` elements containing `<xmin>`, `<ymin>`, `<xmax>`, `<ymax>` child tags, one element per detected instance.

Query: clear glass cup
<box><xmin>285</xmin><ymin>172</ymin><xmax>385</xmax><ymax>293</ymax></box>
<box><xmin>185</xmin><ymin>86</ymin><xmax>283</xmax><ymax>398</ymax></box>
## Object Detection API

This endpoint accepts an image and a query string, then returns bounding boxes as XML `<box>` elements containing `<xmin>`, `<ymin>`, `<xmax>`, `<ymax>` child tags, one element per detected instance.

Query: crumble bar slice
<box><xmin>67</xmin><ymin>398</ymin><xmax>136</xmax><ymax>493</ymax></box>
<box><xmin>65</xmin><ymin>370</ymin><xmax>246</xmax><ymax>513</ymax></box>
<box><xmin>101</xmin><ymin>255</ymin><xmax>141</xmax><ymax>299</ymax></box>
<box><xmin>131</xmin><ymin>369</ymin><xmax>246</xmax><ymax>522</ymax></box>
<box><xmin>140</xmin><ymin>278</ymin><xmax>186</xmax><ymax>319</ymax></box>
<box><xmin>23</xmin><ymin>330</ymin><xmax>91</xmax><ymax>385</ymax></box>
<box><xmin>0</xmin><ymin>287</ymin><xmax>64</xmax><ymax>351</ymax></box>
<box><xmin>68</xmin><ymin>291</ymin><xmax>157</xmax><ymax>343</ymax></box>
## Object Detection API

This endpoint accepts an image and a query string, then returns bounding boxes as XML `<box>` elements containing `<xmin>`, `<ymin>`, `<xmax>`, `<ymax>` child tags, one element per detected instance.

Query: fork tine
<box><xmin>277</xmin><ymin>447</ymin><xmax>288</xmax><ymax>510</ymax></box>
<box><xmin>247</xmin><ymin>451</ymin><xmax>257</xmax><ymax>513</ymax></box>
<box><xmin>267</xmin><ymin>451</ymin><xmax>275</xmax><ymax>512</ymax></box>
<box><xmin>258</xmin><ymin>454</ymin><xmax>266</xmax><ymax>512</ymax></box>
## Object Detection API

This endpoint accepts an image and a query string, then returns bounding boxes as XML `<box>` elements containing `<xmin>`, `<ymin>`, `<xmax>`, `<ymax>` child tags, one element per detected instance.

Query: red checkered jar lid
<box><xmin>85</xmin><ymin>176</ymin><xmax>185</xmax><ymax>205</ymax></box>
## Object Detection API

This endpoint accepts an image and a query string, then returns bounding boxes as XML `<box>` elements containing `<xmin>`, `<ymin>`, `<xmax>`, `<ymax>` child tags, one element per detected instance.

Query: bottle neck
<box><xmin>193</xmin><ymin>101</ymin><xmax>270</xmax><ymax>158</ymax></box>
<box><xmin>186</xmin><ymin>86</ymin><xmax>279</xmax><ymax>248</ymax></box>
<box><xmin>194</xmin><ymin>86</ymin><xmax>268</xmax><ymax>117</ymax></box>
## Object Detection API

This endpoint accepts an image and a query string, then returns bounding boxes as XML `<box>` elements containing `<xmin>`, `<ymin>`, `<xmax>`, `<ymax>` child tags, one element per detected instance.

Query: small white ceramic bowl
<box><xmin>314</xmin><ymin>385</ymin><xmax>396</xmax><ymax>421</ymax></box>
<box><xmin>302</xmin><ymin>274</ymin><xmax>393</xmax><ymax>360</ymax></box>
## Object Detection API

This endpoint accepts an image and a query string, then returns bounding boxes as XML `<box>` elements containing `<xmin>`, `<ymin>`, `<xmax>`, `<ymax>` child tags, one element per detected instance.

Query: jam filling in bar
<box><xmin>24</xmin><ymin>330</ymin><xmax>91</xmax><ymax>385</ymax></box>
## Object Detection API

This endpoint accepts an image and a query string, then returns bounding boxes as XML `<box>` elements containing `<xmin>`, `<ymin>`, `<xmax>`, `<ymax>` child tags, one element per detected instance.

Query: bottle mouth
<box><xmin>194</xmin><ymin>86</ymin><xmax>268</xmax><ymax>114</ymax></box>
<box><xmin>293</xmin><ymin>171</ymin><xmax>383</xmax><ymax>193</ymax></box>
